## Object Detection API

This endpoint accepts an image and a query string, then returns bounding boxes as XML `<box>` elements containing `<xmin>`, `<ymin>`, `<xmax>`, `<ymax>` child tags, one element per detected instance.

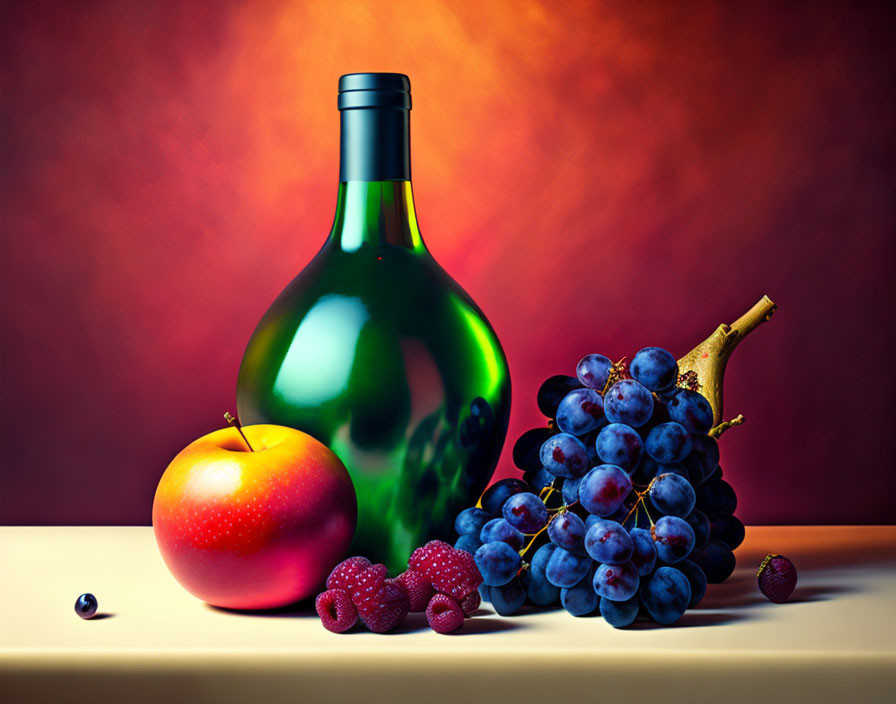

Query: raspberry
<box><xmin>315</xmin><ymin>589</ymin><xmax>358</xmax><ymax>633</ymax></box>
<box><xmin>326</xmin><ymin>556</ymin><xmax>372</xmax><ymax>592</ymax></box>
<box><xmin>425</xmin><ymin>593</ymin><xmax>465</xmax><ymax>634</ymax></box>
<box><xmin>459</xmin><ymin>589</ymin><xmax>481</xmax><ymax>615</ymax></box>
<box><xmin>357</xmin><ymin>578</ymin><xmax>410</xmax><ymax>633</ymax></box>
<box><xmin>349</xmin><ymin>563</ymin><xmax>388</xmax><ymax>612</ymax></box>
<box><xmin>454</xmin><ymin>549</ymin><xmax>482</xmax><ymax>583</ymax></box>
<box><xmin>396</xmin><ymin>569</ymin><xmax>435</xmax><ymax>612</ymax></box>
<box><xmin>410</xmin><ymin>541</ymin><xmax>483</xmax><ymax>601</ymax></box>
<box><xmin>758</xmin><ymin>554</ymin><xmax>798</xmax><ymax>603</ymax></box>
<box><xmin>408</xmin><ymin>540</ymin><xmax>454</xmax><ymax>577</ymax></box>
<box><xmin>434</xmin><ymin>550</ymin><xmax>483</xmax><ymax>601</ymax></box>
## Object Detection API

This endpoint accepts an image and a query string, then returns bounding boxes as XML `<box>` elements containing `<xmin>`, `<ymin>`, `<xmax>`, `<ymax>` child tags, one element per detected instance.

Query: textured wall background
<box><xmin>2</xmin><ymin>0</ymin><xmax>894</xmax><ymax>525</ymax></box>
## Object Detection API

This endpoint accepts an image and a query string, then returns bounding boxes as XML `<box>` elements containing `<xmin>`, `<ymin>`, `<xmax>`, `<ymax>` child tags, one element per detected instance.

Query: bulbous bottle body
<box><xmin>237</xmin><ymin>180</ymin><xmax>510</xmax><ymax>572</ymax></box>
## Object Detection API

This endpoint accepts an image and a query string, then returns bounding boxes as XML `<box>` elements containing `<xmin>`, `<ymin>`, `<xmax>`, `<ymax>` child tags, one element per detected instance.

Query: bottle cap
<box><xmin>338</xmin><ymin>73</ymin><xmax>411</xmax><ymax>110</ymax></box>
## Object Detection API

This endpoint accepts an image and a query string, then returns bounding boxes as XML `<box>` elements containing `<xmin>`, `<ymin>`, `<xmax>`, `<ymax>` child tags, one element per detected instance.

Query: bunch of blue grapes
<box><xmin>454</xmin><ymin>348</ymin><xmax>744</xmax><ymax>627</ymax></box>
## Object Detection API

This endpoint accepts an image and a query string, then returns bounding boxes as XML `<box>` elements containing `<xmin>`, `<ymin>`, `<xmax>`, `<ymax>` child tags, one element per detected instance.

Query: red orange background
<box><xmin>2</xmin><ymin>0</ymin><xmax>895</xmax><ymax>525</ymax></box>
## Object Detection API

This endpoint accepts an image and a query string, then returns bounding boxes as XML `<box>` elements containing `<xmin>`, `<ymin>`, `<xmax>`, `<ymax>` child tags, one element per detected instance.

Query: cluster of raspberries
<box><xmin>315</xmin><ymin>540</ymin><xmax>483</xmax><ymax>634</ymax></box>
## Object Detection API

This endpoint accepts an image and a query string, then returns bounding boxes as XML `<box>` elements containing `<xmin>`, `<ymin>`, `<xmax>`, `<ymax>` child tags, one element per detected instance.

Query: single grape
<box><xmin>523</xmin><ymin>466</ymin><xmax>555</xmax><ymax>491</ymax></box>
<box><xmin>593</xmin><ymin>561</ymin><xmax>639</xmax><ymax>601</ymax></box>
<box><xmin>595</xmin><ymin>423</ymin><xmax>643</xmax><ymax>472</ymax></box>
<box><xmin>641</xmin><ymin>566</ymin><xmax>691</xmax><ymax>625</ymax></box>
<box><xmin>455</xmin><ymin>507</ymin><xmax>493</xmax><ymax>537</ymax></box>
<box><xmin>585</xmin><ymin>513</ymin><xmax>604</xmax><ymax>531</ymax></box>
<box><xmin>645</xmin><ymin>422</ymin><xmax>693</xmax><ymax>464</ymax></box>
<box><xmin>680</xmin><ymin>453</ymin><xmax>706</xmax><ymax>486</ymax></box>
<box><xmin>649</xmin><ymin>472</ymin><xmax>696</xmax><ymax>517</ymax></box>
<box><xmin>630</xmin><ymin>347</ymin><xmax>678</xmax><ymax>392</ymax></box>
<box><xmin>561</xmin><ymin>570</ymin><xmax>599</xmax><ymax>616</ymax></box>
<box><xmin>676</xmin><ymin>558</ymin><xmax>708</xmax><ymax>608</ymax></box>
<box><xmin>629</xmin><ymin>527</ymin><xmax>658</xmax><ymax>576</ymax></box>
<box><xmin>537</xmin><ymin>375</ymin><xmax>582</xmax><ymax>418</ymax></box>
<box><xmin>454</xmin><ymin>533</ymin><xmax>483</xmax><ymax>554</ymax></box>
<box><xmin>481</xmin><ymin>478</ymin><xmax>529</xmax><ymax>516</ymax></box>
<box><xmin>666</xmin><ymin>389</ymin><xmax>713</xmax><ymax>434</ymax></box>
<box><xmin>474</xmin><ymin>541</ymin><xmax>522</xmax><ymax>587</ymax></box>
<box><xmin>695</xmin><ymin>477</ymin><xmax>737</xmax><ymax>515</ymax></box>
<box><xmin>600</xmin><ymin>595</ymin><xmax>640</xmax><ymax>628</ymax></box>
<box><xmin>690</xmin><ymin>538</ymin><xmax>736</xmax><ymax>583</ymax></box>
<box><xmin>513</xmin><ymin>427</ymin><xmax>556</xmax><ymax>472</ymax></box>
<box><xmin>701</xmin><ymin>464</ymin><xmax>719</xmax><ymax>484</ymax></box>
<box><xmin>651</xmin><ymin>462</ymin><xmax>689</xmax><ymax>483</ymax></box>
<box><xmin>684</xmin><ymin>508</ymin><xmax>711</xmax><ymax>551</ymax></box>
<box><xmin>690</xmin><ymin>434</ymin><xmax>721</xmax><ymax>478</ymax></box>
<box><xmin>709</xmin><ymin>512</ymin><xmax>745</xmax><ymax>550</ymax></box>
<box><xmin>527</xmin><ymin>543</ymin><xmax>561</xmax><ymax>606</ymax></box>
<box><xmin>74</xmin><ymin>593</ymin><xmax>98</xmax><ymax>619</ymax></box>
<box><xmin>603</xmin><ymin>379</ymin><xmax>654</xmax><ymax>427</ymax></box>
<box><xmin>651</xmin><ymin>515</ymin><xmax>696</xmax><ymax>563</ymax></box>
<box><xmin>576</xmin><ymin>354</ymin><xmax>613</xmax><ymax>390</ymax></box>
<box><xmin>548</xmin><ymin>511</ymin><xmax>587</xmax><ymax>554</ymax></box>
<box><xmin>556</xmin><ymin>388</ymin><xmax>605</xmax><ymax>437</ymax></box>
<box><xmin>585</xmin><ymin>520</ymin><xmax>634</xmax><ymax>564</ymax></box>
<box><xmin>606</xmin><ymin>500</ymin><xmax>633</xmax><ymax>524</ymax></box>
<box><xmin>480</xmin><ymin>518</ymin><xmax>526</xmax><ymax>551</ymax></box>
<box><xmin>578</xmin><ymin>465</ymin><xmax>632</xmax><ymax>517</ymax></box>
<box><xmin>540</xmin><ymin>433</ymin><xmax>590</xmax><ymax>478</ymax></box>
<box><xmin>490</xmin><ymin>576</ymin><xmax>527</xmax><ymax>616</ymax></box>
<box><xmin>630</xmin><ymin>455</ymin><xmax>659</xmax><ymax>486</ymax></box>
<box><xmin>503</xmin><ymin>492</ymin><xmax>548</xmax><ymax>534</ymax></box>
<box><xmin>562</xmin><ymin>476</ymin><xmax>582</xmax><ymax>504</ymax></box>
<box><xmin>545</xmin><ymin>547</ymin><xmax>594</xmax><ymax>588</ymax></box>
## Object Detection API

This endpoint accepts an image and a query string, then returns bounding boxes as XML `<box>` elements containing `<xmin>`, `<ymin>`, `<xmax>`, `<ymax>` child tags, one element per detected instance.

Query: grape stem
<box><xmin>517</xmin><ymin>517</ymin><xmax>552</xmax><ymax>574</ymax></box>
<box><xmin>621</xmin><ymin>482</ymin><xmax>656</xmax><ymax>528</ymax></box>
<box><xmin>601</xmin><ymin>357</ymin><xmax>629</xmax><ymax>395</ymax></box>
<box><xmin>640</xmin><ymin>496</ymin><xmax>655</xmax><ymax>526</ymax></box>
<box><xmin>709</xmin><ymin>414</ymin><xmax>745</xmax><ymax>439</ymax></box>
<box><xmin>518</xmin><ymin>494</ymin><xmax>581</xmax><ymax>566</ymax></box>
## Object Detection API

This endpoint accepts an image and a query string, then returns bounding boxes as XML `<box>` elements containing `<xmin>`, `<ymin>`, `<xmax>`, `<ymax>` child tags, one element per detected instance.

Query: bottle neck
<box><xmin>331</xmin><ymin>105</ymin><xmax>423</xmax><ymax>252</ymax></box>
<box><xmin>328</xmin><ymin>181</ymin><xmax>424</xmax><ymax>252</ymax></box>
<box><xmin>339</xmin><ymin>107</ymin><xmax>410</xmax><ymax>182</ymax></box>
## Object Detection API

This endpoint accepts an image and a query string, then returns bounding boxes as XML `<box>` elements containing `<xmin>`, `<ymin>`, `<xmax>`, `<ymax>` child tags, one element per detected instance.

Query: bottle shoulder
<box><xmin>270</xmin><ymin>243</ymin><xmax>489</xmax><ymax>326</ymax></box>
<box><xmin>241</xmin><ymin>243</ymin><xmax>508</xmax><ymax>384</ymax></box>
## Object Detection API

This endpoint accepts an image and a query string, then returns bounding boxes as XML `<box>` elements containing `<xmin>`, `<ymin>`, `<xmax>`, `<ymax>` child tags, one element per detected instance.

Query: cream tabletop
<box><xmin>1</xmin><ymin>525</ymin><xmax>894</xmax><ymax>703</ymax></box>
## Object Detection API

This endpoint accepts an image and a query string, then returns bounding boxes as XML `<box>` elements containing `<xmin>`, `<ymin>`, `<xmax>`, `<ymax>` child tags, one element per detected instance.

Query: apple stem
<box><xmin>224</xmin><ymin>411</ymin><xmax>254</xmax><ymax>452</ymax></box>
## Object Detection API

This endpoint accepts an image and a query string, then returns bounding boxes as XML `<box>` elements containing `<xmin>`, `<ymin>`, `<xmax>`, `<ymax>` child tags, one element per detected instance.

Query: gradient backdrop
<box><xmin>2</xmin><ymin>0</ymin><xmax>895</xmax><ymax>525</ymax></box>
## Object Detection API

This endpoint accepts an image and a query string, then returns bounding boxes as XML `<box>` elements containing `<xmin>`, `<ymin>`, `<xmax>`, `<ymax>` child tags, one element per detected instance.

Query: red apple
<box><xmin>152</xmin><ymin>424</ymin><xmax>356</xmax><ymax>610</ymax></box>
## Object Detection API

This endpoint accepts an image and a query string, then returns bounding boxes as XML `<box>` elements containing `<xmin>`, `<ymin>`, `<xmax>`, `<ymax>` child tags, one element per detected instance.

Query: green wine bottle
<box><xmin>236</xmin><ymin>73</ymin><xmax>511</xmax><ymax>572</ymax></box>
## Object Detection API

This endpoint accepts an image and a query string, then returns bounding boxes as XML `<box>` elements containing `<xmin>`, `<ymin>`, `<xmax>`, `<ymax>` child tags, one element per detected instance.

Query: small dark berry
<box><xmin>758</xmin><ymin>554</ymin><xmax>798</xmax><ymax>603</ymax></box>
<box><xmin>75</xmin><ymin>593</ymin><xmax>98</xmax><ymax>619</ymax></box>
